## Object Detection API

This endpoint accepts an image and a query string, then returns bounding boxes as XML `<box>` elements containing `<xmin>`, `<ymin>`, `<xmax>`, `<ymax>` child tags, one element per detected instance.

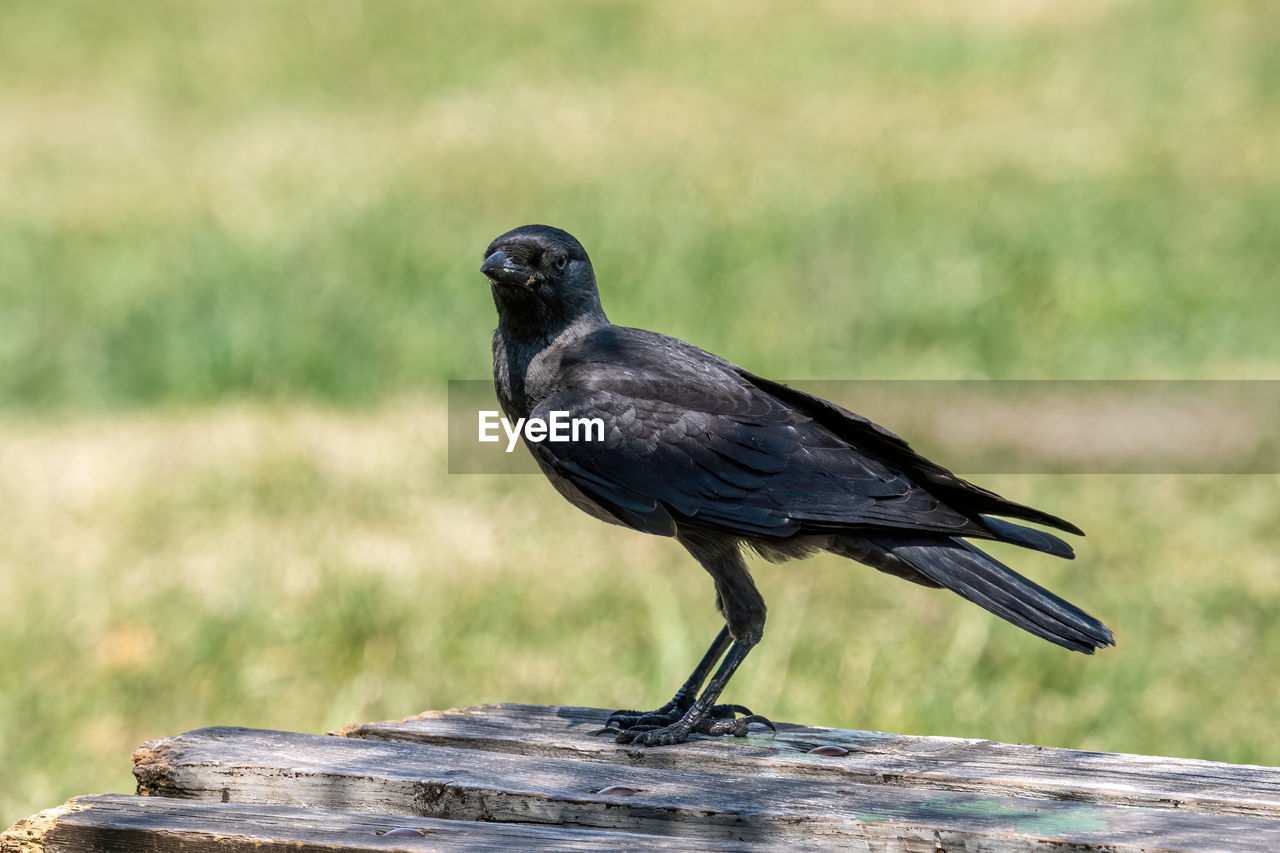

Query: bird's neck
<box><xmin>493</xmin><ymin>310</ymin><xmax>609</xmax><ymax>417</ymax></box>
<box><xmin>490</xmin><ymin>285</ymin><xmax>609</xmax><ymax>349</ymax></box>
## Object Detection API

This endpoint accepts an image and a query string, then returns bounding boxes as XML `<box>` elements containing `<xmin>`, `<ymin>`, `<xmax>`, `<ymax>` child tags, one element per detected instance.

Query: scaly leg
<box><xmin>605</xmin><ymin>531</ymin><xmax>776</xmax><ymax>746</ymax></box>
<box><xmin>599</xmin><ymin>627</ymin><xmax>755</xmax><ymax>734</ymax></box>
<box><xmin>614</xmin><ymin>631</ymin><xmax>773</xmax><ymax>745</ymax></box>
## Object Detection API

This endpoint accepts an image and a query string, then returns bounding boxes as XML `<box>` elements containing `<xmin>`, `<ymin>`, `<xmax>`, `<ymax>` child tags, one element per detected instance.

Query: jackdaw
<box><xmin>481</xmin><ymin>224</ymin><xmax>1113</xmax><ymax>746</ymax></box>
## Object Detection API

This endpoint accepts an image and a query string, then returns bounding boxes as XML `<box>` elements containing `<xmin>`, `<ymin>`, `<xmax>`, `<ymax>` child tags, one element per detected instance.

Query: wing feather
<box><xmin>528</xmin><ymin>388</ymin><xmax>984</xmax><ymax>539</ymax></box>
<box><xmin>526</xmin><ymin>325</ymin><xmax>1082</xmax><ymax>547</ymax></box>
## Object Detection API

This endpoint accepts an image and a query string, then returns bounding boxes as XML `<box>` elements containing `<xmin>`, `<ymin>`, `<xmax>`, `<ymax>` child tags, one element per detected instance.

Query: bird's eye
<box><xmin>554</xmin><ymin>254</ymin><xmax>568</xmax><ymax>271</ymax></box>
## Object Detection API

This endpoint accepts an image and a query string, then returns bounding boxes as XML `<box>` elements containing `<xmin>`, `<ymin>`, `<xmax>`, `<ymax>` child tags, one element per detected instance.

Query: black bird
<box><xmin>481</xmin><ymin>224</ymin><xmax>1113</xmax><ymax>747</ymax></box>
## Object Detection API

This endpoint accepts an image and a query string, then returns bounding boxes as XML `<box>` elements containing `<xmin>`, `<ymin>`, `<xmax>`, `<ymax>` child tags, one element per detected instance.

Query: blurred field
<box><xmin>3</xmin><ymin>405</ymin><xmax>1279</xmax><ymax>826</ymax></box>
<box><xmin>3</xmin><ymin>0</ymin><xmax>1279</xmax><ymax>403</ymax></box>
<box><xmin>2</xmin><ymin>0</ymin><xmax>1279</xmax><ymax>829</ymax></box>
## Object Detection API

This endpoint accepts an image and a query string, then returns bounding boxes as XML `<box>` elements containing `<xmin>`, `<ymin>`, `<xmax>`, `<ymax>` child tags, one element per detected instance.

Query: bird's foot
<box><xmin>601</xmin><ymin>699</ymin><xmax>745</xmax><ymax>732</ymax></box>
<box><xmin>598</xmin><ymin>702</ymin><xmax>774</xmax><ymax>746</ymax></box>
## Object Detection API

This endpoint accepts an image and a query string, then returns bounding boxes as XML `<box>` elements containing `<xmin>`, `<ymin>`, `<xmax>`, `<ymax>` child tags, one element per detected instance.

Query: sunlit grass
<box><xmin>2</xmin><ymin>0</ymin><xmax>1279</xmax><ymax>408</ymax></box>
<box><xmin>2</xmin><ymin>401</ymin><xmax>1279</xmax><ymax>825</ymax></box>
<box><xmin>2</xmin><ymin>0</ymin><xmax>1280</xmax><ymax>830</ymax></box>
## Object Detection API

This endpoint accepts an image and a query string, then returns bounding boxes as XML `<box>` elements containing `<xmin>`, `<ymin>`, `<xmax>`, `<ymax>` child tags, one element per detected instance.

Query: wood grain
<box><xmin>2</xmin><ymin>794</ymin><xmax>776</xmax><ymax>853</ymax></box>
<box><xmin>10</xmin><ymin>705</ymin><xmax>1280</xmax><ymax>851</ymax></box>
<box><xmin>340</xmin><ymin>703</ymin><xmax>1280</xmax><ymax>819</ymax></box>
<box><xmin>131</xmin><ymin>724</ymin><xmax>1280</xmax><ymax>851</ymax></box>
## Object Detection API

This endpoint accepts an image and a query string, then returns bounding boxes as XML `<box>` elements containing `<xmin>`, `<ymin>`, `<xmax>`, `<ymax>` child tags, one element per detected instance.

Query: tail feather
<box><xmin>881</xmin><ymin>537</ymin><xmax>1114</xmax><ymax>653</ymax></box>
<box><xmin>980</xmin><ymin>515</ymin><xmax>1076</xmax><ymax>560</ymax></box>
<box><xmin>965</xmin><ymin>495</ymin><xmax>1084</xmax><ymax>537</ymax></box>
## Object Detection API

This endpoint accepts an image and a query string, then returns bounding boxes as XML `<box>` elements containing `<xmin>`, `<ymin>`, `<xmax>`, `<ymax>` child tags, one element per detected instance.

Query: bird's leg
<box><xmin>609</xmin><ymin>531</ymin><xmax>775</xmax><ymax>746</ymax></box>
<box><xmin>615</xmin><ymin>631</ymin><xmax>774</xmax><ymax>746</ymax></box>
<box><xmin>666</xmin><ymin>625</ymin><xmax>734</xmax><ymax>711</ymax></box>
<box><xmin>600</xmin><ymin>626</ymin><xmax>748</xmax><ymax>733</ymax></box>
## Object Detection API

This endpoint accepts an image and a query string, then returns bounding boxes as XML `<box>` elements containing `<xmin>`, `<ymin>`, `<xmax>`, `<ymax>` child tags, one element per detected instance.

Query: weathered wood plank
<box><xmin>339</xmin><ymin>704</ymin><xmax>1280</xmax><ymax>819</ymax></box>
<box><xmin>134</xmin><ymin>725</ymin><xmax>1280</xmax><ymax>851</ymax></box>
<box><xmin>1</xmin><ymin>794</ymin><xmax>774</xmax><ymax>852</ymax></box>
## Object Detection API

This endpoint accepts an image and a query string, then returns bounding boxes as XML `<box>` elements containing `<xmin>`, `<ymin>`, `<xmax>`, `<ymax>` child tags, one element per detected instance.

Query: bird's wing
<box><xmin>735</xmin><ymin>370</ymin><xmax>1083</xmax><ymax>535</ymax></box>
<box><xmin>526</xmin><ymin>384</ymin><xmax>986</xmax><ymax>540</ymax></box>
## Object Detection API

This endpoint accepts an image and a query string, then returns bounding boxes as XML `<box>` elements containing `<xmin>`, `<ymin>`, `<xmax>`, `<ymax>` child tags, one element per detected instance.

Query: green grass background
<box><xmin>2</xmin><ymin>0</ymin><xmax>1279</xmax><ymax>827</ymax></box>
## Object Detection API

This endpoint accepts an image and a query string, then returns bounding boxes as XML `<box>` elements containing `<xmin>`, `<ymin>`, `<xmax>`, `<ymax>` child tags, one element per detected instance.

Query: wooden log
<box><xmin>339</xmin><ymin>703</ymin><xmax>1280</xmax><ymax>819</ymax></box>
<box><xmin>131</xmin><ymin>724</ymin><xmax>1280</xmax><ymax>851</ymax></box>
<box><xmin>1</xmin><ymin>794</ymin><xmax>773</xmax><ymax>852</ymax></box>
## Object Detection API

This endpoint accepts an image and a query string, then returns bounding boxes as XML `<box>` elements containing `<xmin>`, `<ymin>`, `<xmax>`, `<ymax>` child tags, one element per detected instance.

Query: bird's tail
<box><xmin>845</xmin><ymin>536</ymin><xmax>1114</xmax><ymax>653</ymax></box>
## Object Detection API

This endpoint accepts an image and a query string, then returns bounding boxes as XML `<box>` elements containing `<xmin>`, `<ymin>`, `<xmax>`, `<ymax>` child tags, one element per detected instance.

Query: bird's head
<box><xmin>481</xmin><ymin>225</ymin><xmax>606</xmax><ymax>338</ymax></box>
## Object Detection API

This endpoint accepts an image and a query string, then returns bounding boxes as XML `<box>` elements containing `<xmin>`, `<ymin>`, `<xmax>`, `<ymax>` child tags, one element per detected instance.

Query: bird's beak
<box><xmin>481</xmin><ymin>250</ymin><xmax>536</xmax><ymax>287</ymax></box>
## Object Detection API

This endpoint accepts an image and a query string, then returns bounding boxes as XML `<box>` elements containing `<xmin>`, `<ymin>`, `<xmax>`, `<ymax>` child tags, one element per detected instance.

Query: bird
<box><xmin>480</xmin><ymin>223</ymin><xmax>1114</xmax><ymax>747</ymax></box>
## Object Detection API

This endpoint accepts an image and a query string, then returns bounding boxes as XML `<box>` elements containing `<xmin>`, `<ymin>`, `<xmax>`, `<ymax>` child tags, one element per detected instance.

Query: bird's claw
<box><xmin>601</xmin><ymin>698</ymin><xmax>688</xmax><ymax>732</ymax></box>
<box><xmin>703</xmin><ymin>714</ymin><xmax>776</xmax><ymax>737</ymax></box>
<box><xmin>601</xmin><ymin>703</ymin><xmax>774</xmax><ymax>746</ymax></box>
<box><xmin>603</xmin><ymin>700</ymin><xmax>749</xmax><ymax>730</ymax></box>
